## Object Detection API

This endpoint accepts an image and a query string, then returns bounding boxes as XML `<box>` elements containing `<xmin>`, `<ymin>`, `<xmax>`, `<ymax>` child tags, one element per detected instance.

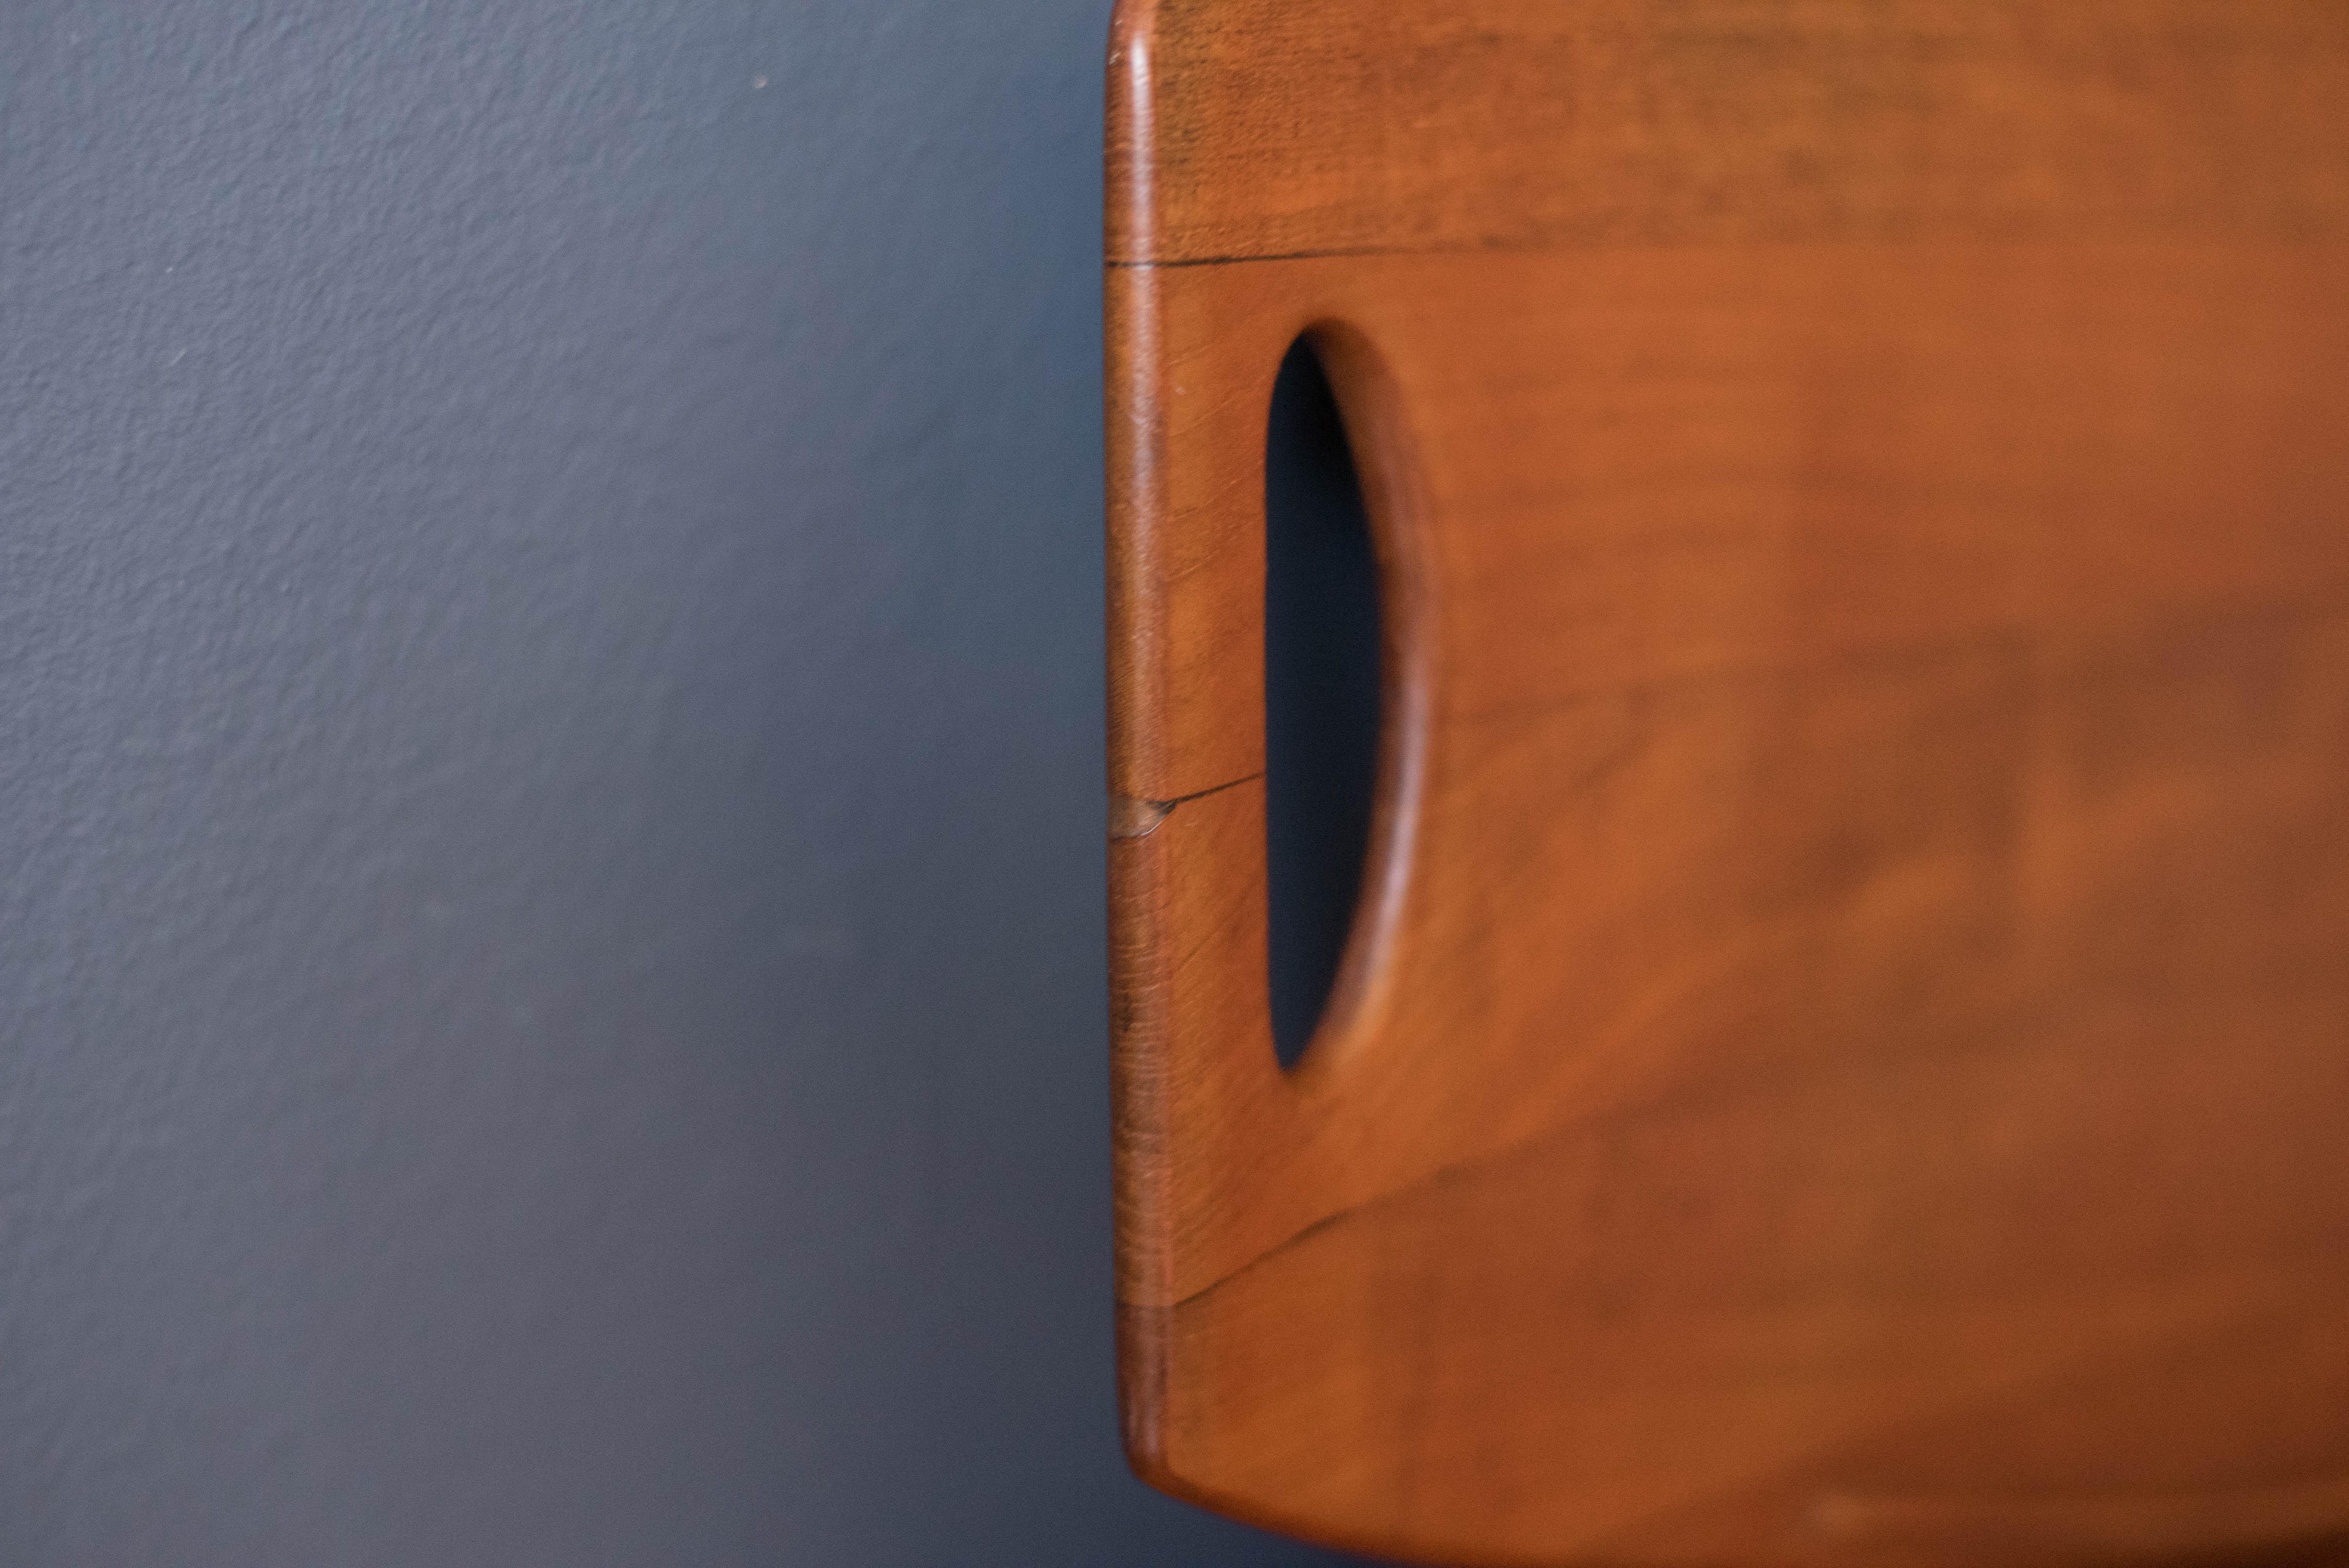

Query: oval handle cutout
<box><xmin>1264</xmin><ymin>335</ymin><xmax>1384</xmax><ymax>1070</ymax></box>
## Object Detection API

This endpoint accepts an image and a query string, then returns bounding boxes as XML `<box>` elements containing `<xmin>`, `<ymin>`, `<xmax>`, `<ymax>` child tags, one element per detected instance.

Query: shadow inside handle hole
<box><xmin>1264</xmin><ymin>335</ymin><xmax>1383</xmax><ymax>1071</ymax></box>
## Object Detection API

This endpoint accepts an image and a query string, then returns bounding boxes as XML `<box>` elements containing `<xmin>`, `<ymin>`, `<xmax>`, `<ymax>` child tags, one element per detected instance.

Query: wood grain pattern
<box><xmin>1105</xmin><ymin>4</ymin><xmax>2349</xmax><ymax>1563</ymax></box>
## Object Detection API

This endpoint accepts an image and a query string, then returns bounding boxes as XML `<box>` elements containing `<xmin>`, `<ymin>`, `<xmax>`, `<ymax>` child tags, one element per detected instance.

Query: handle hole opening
<box><xmin>1265</xmin><ymin>335</ymin><xmax>1383</xmax><ymax>1071</ymax></box>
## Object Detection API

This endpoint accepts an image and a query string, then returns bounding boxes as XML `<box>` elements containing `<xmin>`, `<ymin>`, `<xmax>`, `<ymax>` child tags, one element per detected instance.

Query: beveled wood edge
<box><xmin>1107</xmin><ymin>29</ymin><xmax>1457</xmax><ymax>1515</ymax></box>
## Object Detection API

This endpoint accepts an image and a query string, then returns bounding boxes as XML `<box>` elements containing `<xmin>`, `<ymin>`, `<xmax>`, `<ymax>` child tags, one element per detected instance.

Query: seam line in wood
<box><xmin>1142</xmin><ymin>1112</ymin><xmax>1585</xmax><ymax>1313</ymax></box>
<box><xmin>1114</xmin><ymin>227</ymin><xmax>2349</xmax><ymax>269</ymax></box>
<box><xmin>1110</xmin><ymin>246</ymin><xmax>1397</xmax><ymax>269</ymax></box>
<box><xmin>1108</xmin><ymin>771</ymin><xmax>1265</xmax><ymax>840</ymax></box>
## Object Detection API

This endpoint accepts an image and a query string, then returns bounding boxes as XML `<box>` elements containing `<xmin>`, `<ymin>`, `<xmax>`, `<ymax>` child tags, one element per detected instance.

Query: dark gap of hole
<box><xmin>1265</xmin><ymin>336</ymin><xmax>1382</xmax><ymax>1070</ymax></box>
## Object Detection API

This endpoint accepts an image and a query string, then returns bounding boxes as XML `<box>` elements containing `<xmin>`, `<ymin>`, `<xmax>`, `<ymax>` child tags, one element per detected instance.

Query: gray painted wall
<box><xmin>0</xmin><ymin>3</ymin><xmax>1360</xmax><ymax>1561</ymax></box>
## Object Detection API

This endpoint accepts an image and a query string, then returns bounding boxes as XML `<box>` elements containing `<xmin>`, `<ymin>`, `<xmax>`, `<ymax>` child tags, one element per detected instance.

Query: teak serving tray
<box><xmin>1103</xmin><ymin>4</ymin><xmax>2349</xmax><ymax>1563</ymax></box>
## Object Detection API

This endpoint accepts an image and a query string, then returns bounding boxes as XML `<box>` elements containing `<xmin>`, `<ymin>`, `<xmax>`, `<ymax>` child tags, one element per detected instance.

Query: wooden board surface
<box><xmin>1104</xmin><ymin>4</ymin><xmax>2349</xmax><ymax>1563</ymax></box>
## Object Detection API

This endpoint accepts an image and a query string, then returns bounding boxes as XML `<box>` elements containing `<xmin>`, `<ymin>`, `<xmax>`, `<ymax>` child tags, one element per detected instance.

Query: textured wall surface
<box><xmin>0</xmin><ymin>3</ymin><xmax>1357</xmax><ymax>1561</ymax></box>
